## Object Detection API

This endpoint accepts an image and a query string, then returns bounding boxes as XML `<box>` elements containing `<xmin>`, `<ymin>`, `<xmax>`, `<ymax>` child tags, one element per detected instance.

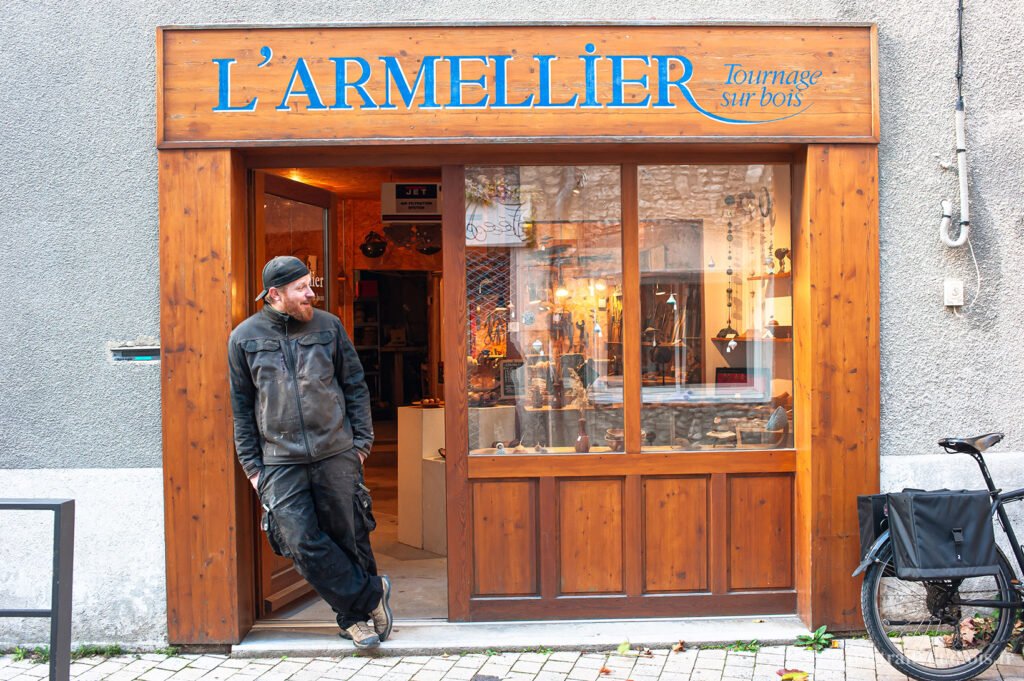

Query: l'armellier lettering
<box><xmin>216</xmin><ymin>43</ymin><xmax>704</xmax><ymax>112</ymax></box>
<box><xmin>215</xmin><ymin>43</ymin><xmax>715</xmax><ymax>113</ymax></box>
<box><xmin>213</xmin><ymin>43</ymin><xmax>819</xmax><ymax>125</ymax></box>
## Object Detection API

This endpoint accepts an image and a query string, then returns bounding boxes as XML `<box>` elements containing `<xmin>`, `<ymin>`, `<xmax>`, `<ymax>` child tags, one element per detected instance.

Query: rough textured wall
<box><xmin>0</xmin><ymin>470</ymin><xmax>166</xmax><ymax>646</ymax></box>
<box><xmin>1</xmin><ymin>0</ymin><xmax>1023</xmax><ymax>645</ymax></box>
<box><xmin>2</xmin><ymin>0</ymin><xmax>1022</xmax><ymax>471</ymax></box>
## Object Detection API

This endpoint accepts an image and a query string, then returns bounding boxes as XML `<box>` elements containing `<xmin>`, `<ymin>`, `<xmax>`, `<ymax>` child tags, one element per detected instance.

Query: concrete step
<box><xmin>235</xmin><ymin>615</ymin><xmax>809</xmax><ymax>658</ymax></box>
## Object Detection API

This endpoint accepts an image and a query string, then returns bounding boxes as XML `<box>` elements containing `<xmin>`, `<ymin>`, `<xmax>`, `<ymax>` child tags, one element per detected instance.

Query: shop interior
<box><xmin>253</xmin><ymin>167</ymin><xmax>449</xmax><ymax>623</ymax></box>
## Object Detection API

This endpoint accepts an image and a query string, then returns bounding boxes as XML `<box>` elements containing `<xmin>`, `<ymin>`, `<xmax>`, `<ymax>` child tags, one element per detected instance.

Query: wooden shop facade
<box><xmin>157</xmin><ymin>23</ymin><xmax>880</xmax><ymax>644</ymax></box>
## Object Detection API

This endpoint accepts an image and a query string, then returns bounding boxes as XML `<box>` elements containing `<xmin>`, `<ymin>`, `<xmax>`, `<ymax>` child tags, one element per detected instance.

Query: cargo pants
<box><xmin>257</xmin><ymin>448</ymin><xmax>383</xmax><ymax>629</ymax></box>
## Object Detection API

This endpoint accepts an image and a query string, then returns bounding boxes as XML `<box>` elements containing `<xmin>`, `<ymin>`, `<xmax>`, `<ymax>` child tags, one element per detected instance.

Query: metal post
<box><xmin>50</xmin><ymin>501</ymin><xmax>74</xmax><ymax>681</ymax></box>
<box><xmin>0</xmin><ymin>499</ymin><xmax>74</xmax><ymax>681</ymax></box>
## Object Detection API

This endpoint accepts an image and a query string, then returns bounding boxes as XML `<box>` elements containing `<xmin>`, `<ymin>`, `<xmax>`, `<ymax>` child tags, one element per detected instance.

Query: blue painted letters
<box><xmin>212</xmin><ymin>58</ymin><xmax>258</xmax><ymax>112</ymax></box>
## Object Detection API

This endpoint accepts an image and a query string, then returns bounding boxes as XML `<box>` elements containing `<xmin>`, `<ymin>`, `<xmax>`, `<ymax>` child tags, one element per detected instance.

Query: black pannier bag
<box><xmin>886</xmin><ymin>489</ymin><xmax>999</xmax><ymax>580</ymax></box>
<box><xmin>857</xmin><ymin>493</ymin><xmax>889</xmax><ymax>559</ymax></box>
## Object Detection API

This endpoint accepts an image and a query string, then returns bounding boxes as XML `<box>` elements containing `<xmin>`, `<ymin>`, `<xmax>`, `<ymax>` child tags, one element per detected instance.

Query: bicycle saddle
<box><xmin>939</xmin><ymin>432</ymin><xmax>1004</xmax><ymax>454</ymax></box>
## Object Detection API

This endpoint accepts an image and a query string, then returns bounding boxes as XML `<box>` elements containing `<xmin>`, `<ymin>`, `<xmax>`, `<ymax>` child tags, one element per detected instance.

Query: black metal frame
<box><xmin>924</xmin><ymin>453</ymin><xmax>1024</xmax><ymax>614</ymax></box>
<box><xmin>0</xmin><ymin>499</ymin><xmax>74</xmax><ymax>681</ymax></box>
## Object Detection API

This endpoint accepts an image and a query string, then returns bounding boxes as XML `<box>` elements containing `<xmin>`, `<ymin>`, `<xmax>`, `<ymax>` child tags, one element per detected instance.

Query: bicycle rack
<box><xmin>0</xmin><ymin>499</ymin><xmax>74</xmax><ymax>681</ymax></box>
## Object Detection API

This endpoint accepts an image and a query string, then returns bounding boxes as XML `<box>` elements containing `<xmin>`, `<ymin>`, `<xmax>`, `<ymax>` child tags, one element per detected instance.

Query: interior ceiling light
<box><xmin>555</xmin><ymin>285</ymin><xmax>570</xmax><ymax>298</ymax></box>
<box><xmin>666</xmin><ymin>292</ymin><xmax>677</xmax><ymax>306</ymax></box>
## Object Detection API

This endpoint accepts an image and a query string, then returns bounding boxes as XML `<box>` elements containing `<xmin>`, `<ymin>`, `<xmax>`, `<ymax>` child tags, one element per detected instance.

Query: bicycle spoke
<box><xmin>863</xmin><ymin>544</ymin><xmax>1017</xmax><ymax>679</ymax></box>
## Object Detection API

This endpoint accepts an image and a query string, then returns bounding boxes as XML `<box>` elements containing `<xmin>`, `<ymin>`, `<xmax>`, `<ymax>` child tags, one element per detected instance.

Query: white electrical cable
<box><xmin>965</xmin><ymin>237</ymin><xmax>982</xmax><ymax>308</ymax></box>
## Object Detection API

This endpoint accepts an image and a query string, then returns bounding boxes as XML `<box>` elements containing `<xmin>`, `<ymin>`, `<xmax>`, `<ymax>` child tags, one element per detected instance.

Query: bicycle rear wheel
<box><xmin>861</xmin><ymin>540</ymin><xmax>1018</xmax><ymax>681</ymax></box>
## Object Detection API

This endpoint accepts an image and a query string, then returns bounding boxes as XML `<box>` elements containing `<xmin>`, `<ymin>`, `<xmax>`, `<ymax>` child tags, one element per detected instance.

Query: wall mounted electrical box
<box><xmin>944</xmin><ymin>278</ymin><xmax>965</xmax><ymax>307</ymax></box>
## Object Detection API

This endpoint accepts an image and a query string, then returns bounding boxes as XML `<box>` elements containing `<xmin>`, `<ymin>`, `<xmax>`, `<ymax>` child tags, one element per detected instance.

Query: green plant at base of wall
<box><xmin>8</xmin><ymin>646</ymin><xmax>49</xmax><ymax>663</ymax></box>
<box><xmin>796</xmin><ymin>625</ymin><xmax>835</xmax><ymax>652</ymax></box>
<box><xmin>71</xmin><ymin>644</ymin><xmax>124</xmax><ymax>660</ymax></box>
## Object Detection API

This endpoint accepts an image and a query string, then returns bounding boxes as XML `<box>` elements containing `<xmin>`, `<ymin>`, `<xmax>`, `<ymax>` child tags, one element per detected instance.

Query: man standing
<box><xmin>228</xmin><ymin>256</ymin><xmax>393</xmax><ymax>649</ymax></box>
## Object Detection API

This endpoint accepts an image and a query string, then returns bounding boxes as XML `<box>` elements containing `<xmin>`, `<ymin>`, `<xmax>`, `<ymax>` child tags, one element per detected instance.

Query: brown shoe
<box><xmin>343</xmin><ymin>621</ymin><xmax>380</xmax><ymax>649</ymax></box>
<box><xmin>370</xmin><ymin>575</ymin><xmax>394</xmax><ymax>641</ymax></box>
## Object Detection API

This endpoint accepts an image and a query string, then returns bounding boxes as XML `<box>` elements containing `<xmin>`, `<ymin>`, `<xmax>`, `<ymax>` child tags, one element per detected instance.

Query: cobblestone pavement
<box><xmin>4</xmin><ymin>639</ymin><xmax>1024</xmax><ymax>681</ymax></box>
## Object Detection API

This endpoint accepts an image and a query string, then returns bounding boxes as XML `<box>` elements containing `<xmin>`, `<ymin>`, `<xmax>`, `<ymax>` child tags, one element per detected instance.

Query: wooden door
<box><xmin>250</xmin><ymin>172</ymin><xmax>334</xmax><ymax>616</ymax></box>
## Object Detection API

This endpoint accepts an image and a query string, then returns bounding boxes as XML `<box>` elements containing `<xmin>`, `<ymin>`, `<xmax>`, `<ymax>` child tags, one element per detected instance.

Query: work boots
<box><xmin>370</xmin><ymin>575</ymin><xmax>394</xmax><ymax>641</ymax></box>
<box><xmin>343</xmin><ymin>621</ymin><xmax>380</xmax><ymax>649</ymax></box>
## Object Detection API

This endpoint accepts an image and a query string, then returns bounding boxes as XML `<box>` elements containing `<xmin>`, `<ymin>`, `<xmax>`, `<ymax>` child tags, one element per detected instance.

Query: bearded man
<box><xmin>228</xmin><ymin>256</ymin><xmax>392</xmax><ymax>648</ymax></box>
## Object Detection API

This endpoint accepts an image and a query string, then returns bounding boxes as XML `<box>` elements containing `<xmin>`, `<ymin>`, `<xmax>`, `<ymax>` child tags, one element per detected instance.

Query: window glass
<box><xmin>638</xmin><ymin>165</ymin><xmax>794</xmax><ymax>451</ymax></box>
<box><xmin>465</xmin><ymin>166</ymin><xmax>623</xmax><ymax>455</ymax></box>
<box><xmin>263</xmin><ymin>194</ymin><xmax>329</xmax><ymax>309</ymax></box>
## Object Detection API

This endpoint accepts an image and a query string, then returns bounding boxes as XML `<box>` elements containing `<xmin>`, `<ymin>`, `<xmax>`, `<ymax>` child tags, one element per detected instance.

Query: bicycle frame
<box><xmin>854</xmin><ymin>448</ymin><xmax>1024</xmax><ymax>609</ymax></box>
<box><xmin>969</xmin><ymin>449</ymin><xmax>1024</xmax><ymax>580</ymax></box>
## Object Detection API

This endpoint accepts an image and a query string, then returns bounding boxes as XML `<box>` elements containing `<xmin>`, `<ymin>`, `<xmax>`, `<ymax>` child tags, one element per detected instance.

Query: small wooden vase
<box><xmin>575</xmin><ymin>417</ymin><xmax>591</xmax><ymax>453</ymax></box>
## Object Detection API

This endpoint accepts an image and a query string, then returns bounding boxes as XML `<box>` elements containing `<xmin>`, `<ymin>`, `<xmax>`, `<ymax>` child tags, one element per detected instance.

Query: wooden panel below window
<box><xmin>471</xmin><ymin>480</ymin><xmax>539</xmax><ymax>597</ymax></box>
<box><xmin>559</xmin><ymin>479</ymin><xmax>624</xmax><ymax>595</ymax></box>
<box><xmin>728</xmin><ymin>474</ymin><xmax>794</xmax><ymax>591</ymax></box>
<box><xmin>643</xmin><ymin>476</ymin><xmax>709</xmax><ymax>593</ymax></box>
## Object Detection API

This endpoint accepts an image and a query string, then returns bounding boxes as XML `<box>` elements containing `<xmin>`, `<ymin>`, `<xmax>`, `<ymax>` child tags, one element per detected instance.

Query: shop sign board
<box><xmin>158</xmin><ymin>24</ymin><xmax>878</xmax><ymax>146</ymax></box>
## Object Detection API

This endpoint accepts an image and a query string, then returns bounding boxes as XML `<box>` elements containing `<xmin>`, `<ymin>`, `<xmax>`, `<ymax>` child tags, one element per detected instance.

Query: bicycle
<box><xmin>855</xmin><ymin>432</ymin><xmax>1024</xmax><ymax>681</ymax></box>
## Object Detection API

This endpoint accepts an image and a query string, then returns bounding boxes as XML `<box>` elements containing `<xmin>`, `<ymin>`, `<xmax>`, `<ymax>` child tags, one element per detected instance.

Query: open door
<box><xmin>250</xmin><ymin>171</ymin><xmax>335</xmax><ymax>616</ymax></box>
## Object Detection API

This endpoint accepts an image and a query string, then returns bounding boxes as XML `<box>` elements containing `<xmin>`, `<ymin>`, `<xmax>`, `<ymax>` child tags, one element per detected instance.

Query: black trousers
<box><xmin>258</xmin><ymin>449</ymin><xmax>383</xmax><ymax>628</ymax></box>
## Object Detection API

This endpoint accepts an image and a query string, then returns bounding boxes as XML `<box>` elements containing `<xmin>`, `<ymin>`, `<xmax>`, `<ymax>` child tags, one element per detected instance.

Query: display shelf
<box><xmin>747</xmin><ymin>272</ymin><xmax>792</xmax><ymax>281</ymax></box>
<box><xmin>353</xmin><ymin>296</ymin><xmax>383</xmax><ymax>409</ymax></box>
<box><xmin>711</xmin><ymin>336</ymin><xmax>792</xmax><ymax>343</ymax></box>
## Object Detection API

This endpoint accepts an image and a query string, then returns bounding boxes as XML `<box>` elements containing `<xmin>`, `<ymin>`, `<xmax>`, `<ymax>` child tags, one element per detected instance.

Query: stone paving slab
<box><xmin>5</xmin><ymin>640</ymin><xmax>1024</xmax><ymax>681</ymax></box>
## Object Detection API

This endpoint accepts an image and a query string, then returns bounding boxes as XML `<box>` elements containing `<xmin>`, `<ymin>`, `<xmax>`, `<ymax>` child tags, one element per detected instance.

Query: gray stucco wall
<box><xmin>1</xmin><ymin>0</ymin><xmax>1023</xmax><ymax>645</ymax></box>
<box><xmin>2</xmin><ymin>1</ymin><xmax>1022</xmax><ymax>471</ymax></box>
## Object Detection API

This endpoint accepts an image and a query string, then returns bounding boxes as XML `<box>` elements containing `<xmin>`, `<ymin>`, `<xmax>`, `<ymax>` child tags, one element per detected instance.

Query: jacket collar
<box><xmin>261</xmin><ymin>304</ymin><xmax>292</xmax><ymax>331</ymax></box>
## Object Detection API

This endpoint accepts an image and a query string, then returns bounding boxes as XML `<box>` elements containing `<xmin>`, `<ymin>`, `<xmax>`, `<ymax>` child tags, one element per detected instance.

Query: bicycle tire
<box><xmin>861</xmin><ymin>539</ymin><xmax>1018</xmax><ymax>681</ymax></box>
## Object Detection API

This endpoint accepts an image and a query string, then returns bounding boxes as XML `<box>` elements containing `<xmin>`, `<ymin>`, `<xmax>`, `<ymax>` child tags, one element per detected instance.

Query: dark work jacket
<box><xmin>228</xmin><ymin>305</ymin><xmax>374</xmax><ymax>478</ymax></box>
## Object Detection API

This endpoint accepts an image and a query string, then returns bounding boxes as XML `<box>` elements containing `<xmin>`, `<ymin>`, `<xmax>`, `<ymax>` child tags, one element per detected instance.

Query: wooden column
<box><xmin>794</xmin><ymin>145</ymin><xmax>880</xmax><ymax>629</ymax></box>
<box><xmin>160</xmin><ymin>149</ymin><xmax>254</xmax><ymax>644</ymax></box>
<box><xmin>441</xmin><ymin>164</ymin><xmax>471</xmax><ymax>621</ymax></box>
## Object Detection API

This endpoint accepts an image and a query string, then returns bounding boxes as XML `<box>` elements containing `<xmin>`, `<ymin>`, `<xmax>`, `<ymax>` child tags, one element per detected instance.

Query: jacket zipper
<box><xmin>283</xmin><ymin>321</ymin><xmax>314</xmax><ymax>461</ymax></box>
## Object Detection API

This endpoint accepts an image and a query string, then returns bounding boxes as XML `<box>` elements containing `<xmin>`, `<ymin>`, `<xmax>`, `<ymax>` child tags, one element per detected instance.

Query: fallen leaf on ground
<box><xmin>671</xmin><ymin>641</ymin><xmax>686</xmax><ymax>653</ymax></box>
<box><xmin>616</xmin><ymin>641</ymin><xmax>631</xmax><ymax>655</ymax></box>
<box><xmin>777</xmin><ymin>669</ymin><xmax>809</xmax><ymax>681</ymax></box>
<box><xmin>599</xmin><ymin>667</ymin><xmax>612</xmax><ymax>675</ymax></box>
<box><xmin>752</xmin><ymin>619</ymin><xmax>766</xmax><ymax>623</ymax></box>
<box><xmin>640</xmin><ymin>648</ymin><xmax>653</xmax><ymax>657</ymax></box>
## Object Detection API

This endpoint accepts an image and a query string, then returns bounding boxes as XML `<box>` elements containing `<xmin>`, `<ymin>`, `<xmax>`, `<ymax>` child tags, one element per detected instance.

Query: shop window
<box><xmin>465</xmin><ymin>166</ymin><xmax>623</xmax><ymax>454</ymax></box>
<box><xmin>638</xmin><ymin>165</ymin><xmax>793</xmax><ymax>451</ymax></box>
<box><xmin>463</xmin><ymin>164</ymin><xmax>793</xmax><ymax>456</ymax></box>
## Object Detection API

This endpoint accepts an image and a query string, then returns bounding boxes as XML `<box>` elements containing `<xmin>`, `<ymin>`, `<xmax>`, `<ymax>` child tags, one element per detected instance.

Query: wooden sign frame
<box><xmin>157</xmin><ymin>23</ymin><xmax>879</xmax><ymax>147</ymax></box>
